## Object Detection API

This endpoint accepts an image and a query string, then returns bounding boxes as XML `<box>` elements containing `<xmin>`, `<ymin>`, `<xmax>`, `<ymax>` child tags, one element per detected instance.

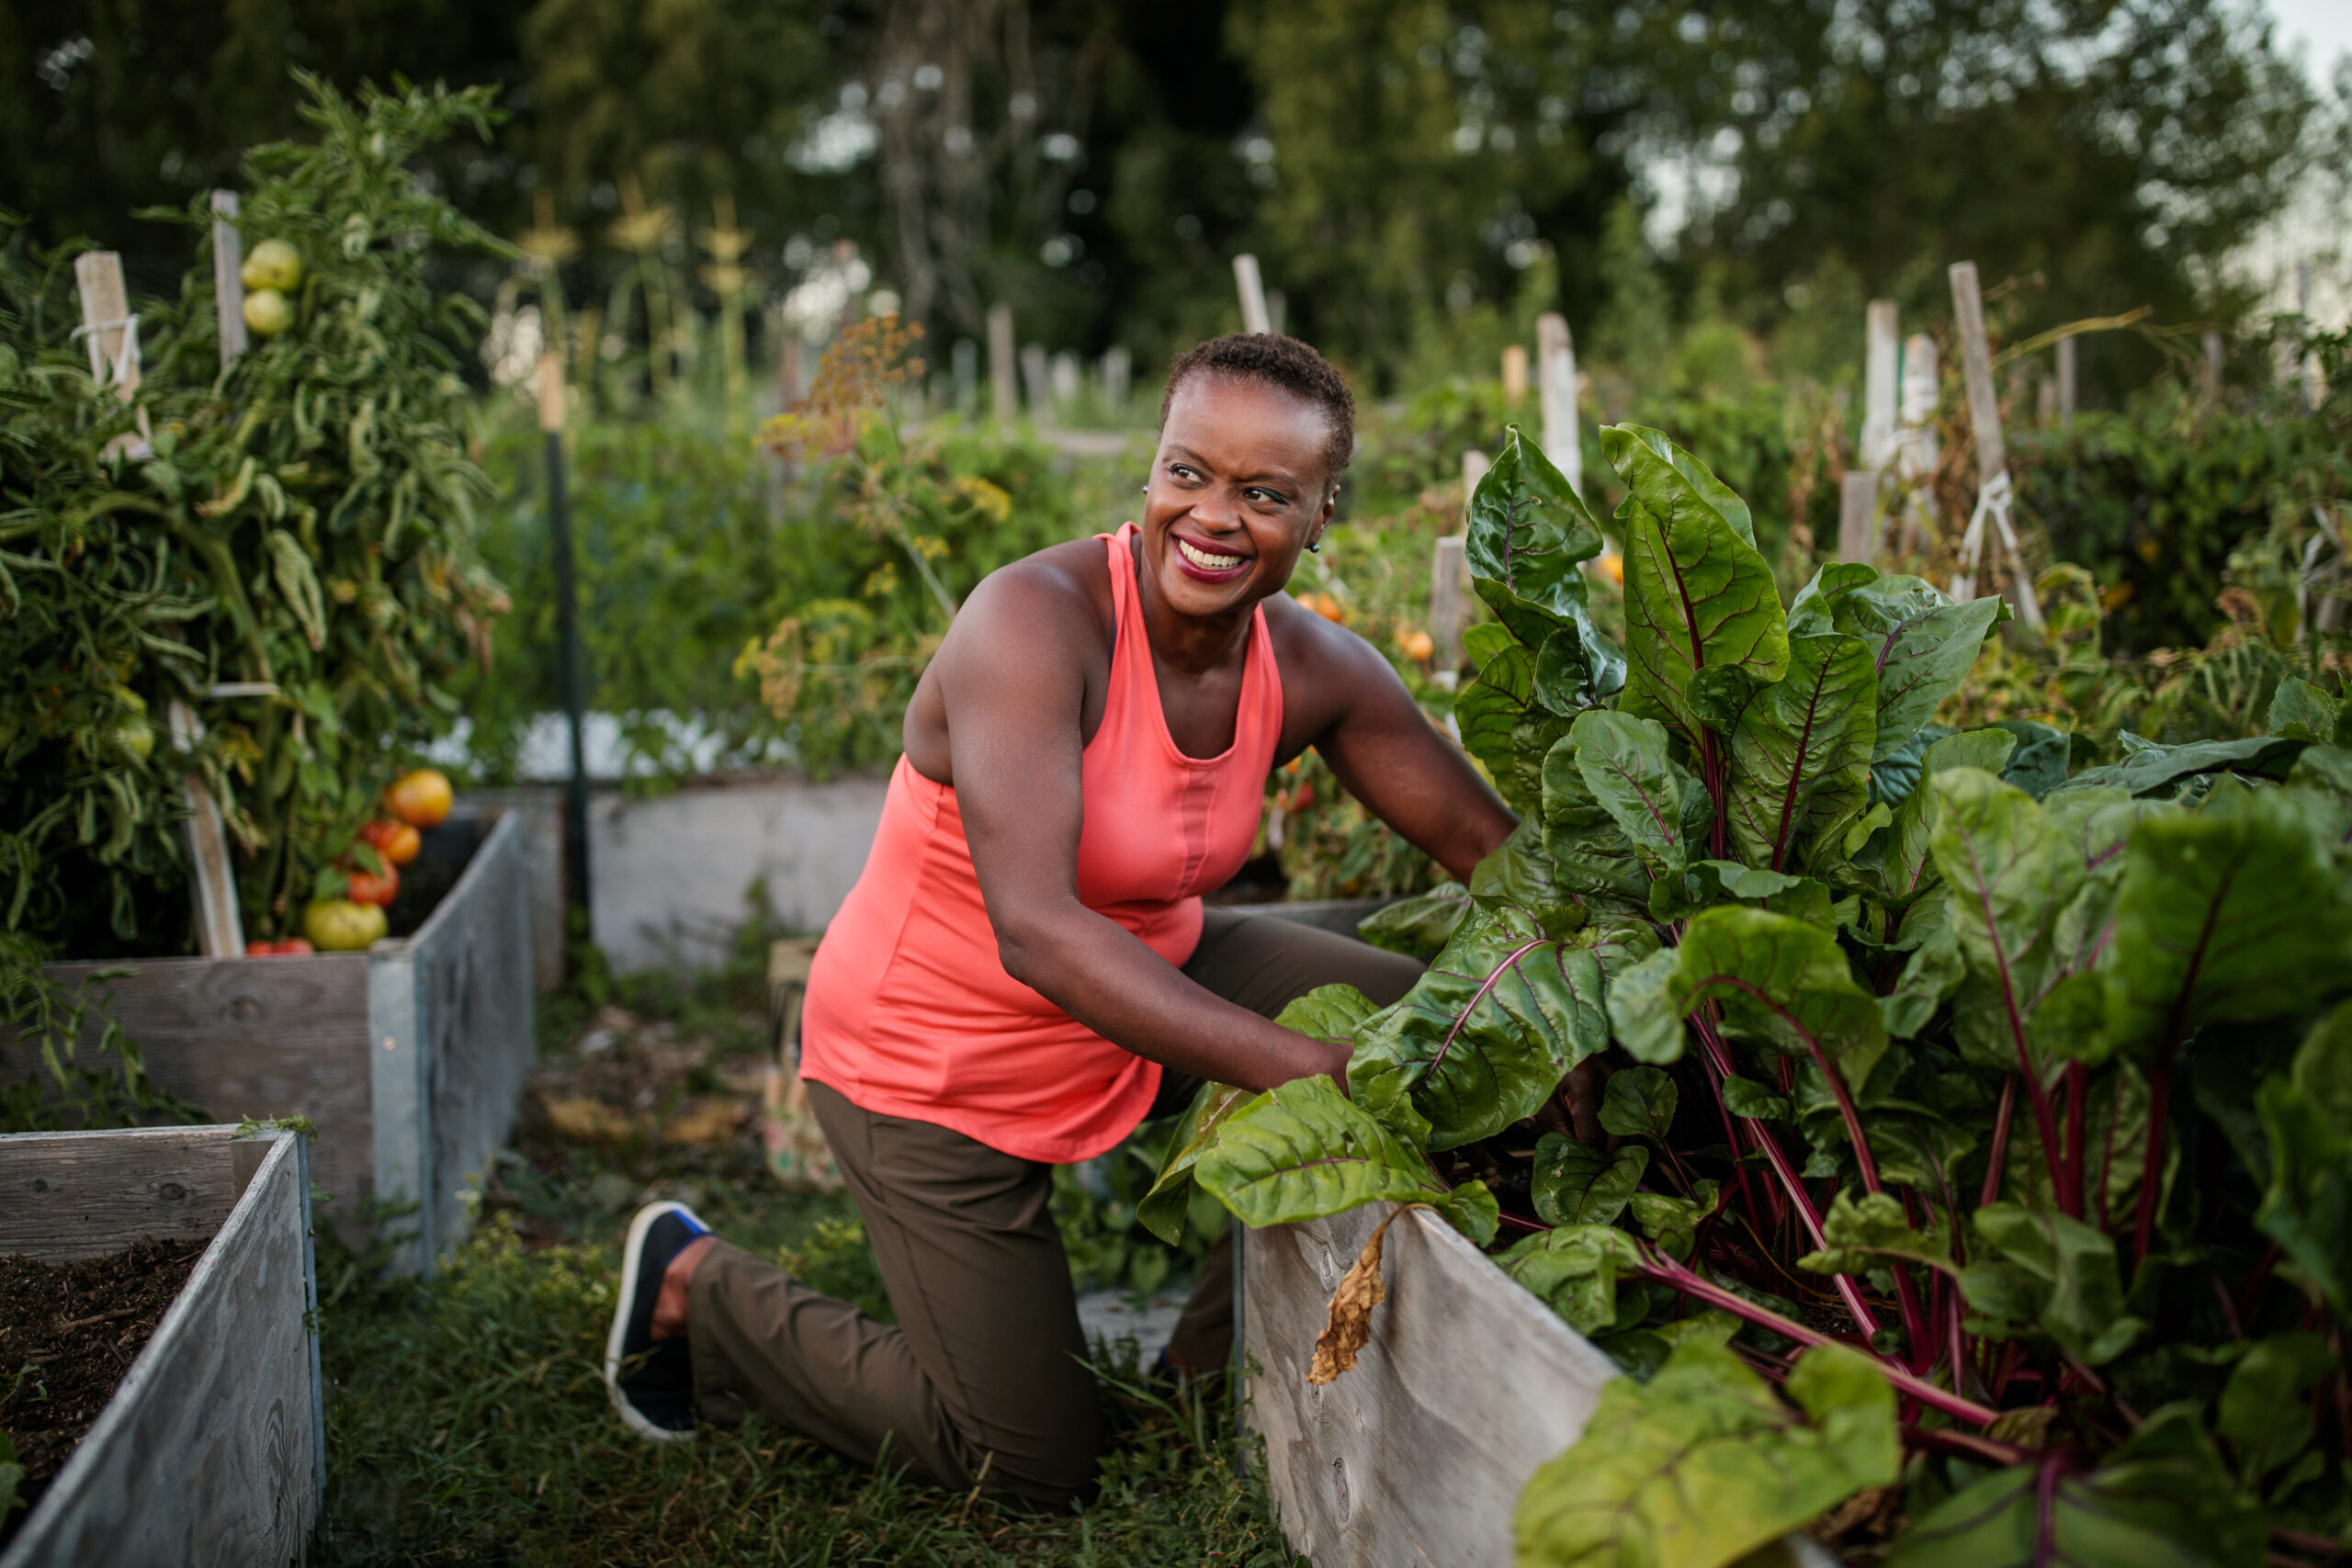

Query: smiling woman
<box><xmin>600</xmin><ymin>333</ymin><xmax>1515</xmax><ymax>1506</ymax></box>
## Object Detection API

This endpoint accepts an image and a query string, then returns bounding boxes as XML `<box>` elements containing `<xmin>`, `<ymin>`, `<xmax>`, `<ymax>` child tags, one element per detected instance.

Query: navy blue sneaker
<box><xmin>605</xmin><ymin>1201</ymin><xmax>710</xmax><ymax>1444</ymax></box>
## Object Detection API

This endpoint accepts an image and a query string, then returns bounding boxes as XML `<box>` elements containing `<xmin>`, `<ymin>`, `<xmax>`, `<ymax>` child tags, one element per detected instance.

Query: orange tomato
<box><xmin>1397</xmin><ymin>628</ymin><xmax>1435</xmax><ymax>662</ymax></box>
<box><xmin>1303</xmin><ymin>592</ymin><xmax>1346</xmax><ymax>624</ymax></box>
<box><xmin>1597</xmin><ymin>551</ymin><xmax>1624</xmax><ymax>587</ymax></box>
<box><xmin>345</xmin><ymin>862</ymin><xmax>400</xmax><ymax>907</ymax></box>
<box><xmin>381</xmin><ymin>768</ymin><xmax>454</xmax><ymax>829</ymax></box>
<box><xmin>360</xmin><ymin>817</ymin><xmax>423</xmax><ymax>866</ymax></box>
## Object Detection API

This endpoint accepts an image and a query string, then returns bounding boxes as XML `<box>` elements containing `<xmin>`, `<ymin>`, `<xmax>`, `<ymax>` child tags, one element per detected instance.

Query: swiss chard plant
<box><xmin>1149</xmin><ymin>424</ymin><xmax>2352</xmax><ymax>1568</ymax></box>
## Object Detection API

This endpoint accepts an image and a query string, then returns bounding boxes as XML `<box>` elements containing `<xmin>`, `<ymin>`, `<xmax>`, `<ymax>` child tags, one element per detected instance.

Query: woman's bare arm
<box><xmin>1269</xmin><ymin>600</ymin><xmax>1518</xmax><ymax>882</ymax></box>
<box><xmin>933</xmin><ymin>565</ymin><xmax>1348</xmax><ymax>1092</ymax></box>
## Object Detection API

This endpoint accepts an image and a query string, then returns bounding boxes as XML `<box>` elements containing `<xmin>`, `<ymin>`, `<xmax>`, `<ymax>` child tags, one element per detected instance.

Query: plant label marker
<box><xmin>1945</xmin><ymin>261</ymin><xmax>2042</xmax><ymax>628</ymax></box>
<box><xmin>1535</xmin><ymin>312</ymin><xmax>1581</xmax><ymax>494</ymax></box>
<box><xmin>211</xmin><ymin>190</ymin><xmax>248</xmax><ymax>367</ymax></box>
<box><xmin>1234</xmin><ymin>253</ymin><xmax>1272</xmax><ymax>334</ymax></box>
<box><xmin>988</xmin><ymin>303</ymin><xmax>1017</xmax><ymax>422</ymax></box>
<box><xmin>539</xmin><ymin>351</ymin><xmax>593</xmax><ymax>925</ymax></box>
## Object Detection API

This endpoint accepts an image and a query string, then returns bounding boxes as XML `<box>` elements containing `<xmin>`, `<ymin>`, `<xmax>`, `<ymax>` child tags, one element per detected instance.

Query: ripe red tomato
<box><xmin>345</xmin><ymin>862</ymin><xmax>400</xmax><ymax>907</ymax></box>
<box><xmin>359</xmin><ymin>817</ymin><xmax>423</xmax><ymax>866</ymax></box>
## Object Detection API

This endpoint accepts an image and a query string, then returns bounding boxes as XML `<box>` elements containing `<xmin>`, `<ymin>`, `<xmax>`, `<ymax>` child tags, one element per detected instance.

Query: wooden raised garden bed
<box><xmin>1244</xmin><ymin>1205</ymin><xmax>1838</xmax><ymax>1568</ymax></box>
<box><xmin>8</xmin><ymin>804</ymin><xmax>535</xmax><ymax>1271</ymax></box>
<box><xmin>0</xmin><ymin>1125</ymin><xmax>321</xmax><ymax>1567</ymax></box>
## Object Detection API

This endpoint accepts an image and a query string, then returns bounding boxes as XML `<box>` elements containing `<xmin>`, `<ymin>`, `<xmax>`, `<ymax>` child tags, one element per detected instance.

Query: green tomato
<box><xmin>303</xmin><ymin>898</ymin><xmax>388</xmax><ymax>953</ymax></box>
<box><xmin>239</xmin><ymin>238</ymin><xmax>304</xmax><ymax>293</ymax></box>
<box><xmin>113</xmin><ymin>714</ymin><xmax>155</xmax><ymax>763</ymax></box>
<box><xmin>243</xmin><ymin>288</ymin><xmax>295</xmax><ymax>337</ymax></box>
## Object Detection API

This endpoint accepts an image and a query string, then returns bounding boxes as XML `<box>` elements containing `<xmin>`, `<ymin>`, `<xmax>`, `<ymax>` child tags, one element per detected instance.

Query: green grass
<box><xmin>311</xmin><ymin>921</ymin><xmax>1299</xmax><ymax>1566</ymax></box>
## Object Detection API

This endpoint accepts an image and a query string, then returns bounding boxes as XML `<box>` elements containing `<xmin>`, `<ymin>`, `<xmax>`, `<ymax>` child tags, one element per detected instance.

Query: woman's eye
<box><xmin>1246</xmin><ymin>488</ymin><xmax>1287</xmax><ymax>506</ymax></box>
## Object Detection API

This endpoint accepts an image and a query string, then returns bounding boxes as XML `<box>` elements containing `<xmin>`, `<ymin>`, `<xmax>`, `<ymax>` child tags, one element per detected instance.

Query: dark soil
<box><xmin>0</xmin><ymin>1238</ymin><xmax>204</xmax><ymax>1537</ymax></box>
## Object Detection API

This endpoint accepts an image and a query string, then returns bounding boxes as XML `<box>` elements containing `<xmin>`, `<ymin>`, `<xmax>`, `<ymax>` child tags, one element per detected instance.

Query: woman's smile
<box><xmin>1171</xmin><ymin>532</ymin><xmax>1253</xmax><ymax>581</ymax></box>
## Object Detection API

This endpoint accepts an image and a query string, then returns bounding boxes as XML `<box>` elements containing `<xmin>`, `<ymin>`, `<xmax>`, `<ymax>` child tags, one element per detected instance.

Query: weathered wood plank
<box><xmin>8</xmin><ymin>953</ymin><xmax>376</xmax><ymax>1247</ymax></box>
<box><xmin>411</xmin><ymin>807</ymin><xmax>537</xmax><ymax>1262</ymax></box>
<box><xmin>0</xmin><ymin>1128</ymin><xmax>321</xmax><ymax>1568</ymax></box>
<box><xmin>0</xmin><ymin>1127</ymin><xmax>248</xmax><ymax>1259</ymax></box>
<box><xmin>1245</xmin><ymin>1203</ymin><xmax>1620</xmax><ymax>1568</ymax></box>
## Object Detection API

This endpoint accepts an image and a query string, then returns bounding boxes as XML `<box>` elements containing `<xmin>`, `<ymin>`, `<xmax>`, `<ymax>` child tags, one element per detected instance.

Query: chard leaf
<box><xmin>1356</xmin><ymin>881</ymin><xmax>1472</xmax><ymax>960</ymax></box>
<box><xmin>1195</xmin><ymin>1076</ymin><xmax>1492</xmax><ymax>1237</ymax></box>
<box><xmin>1498</xmin><ymin>1222</ymin><xmax>1645</xmax><ymax>1335</ymax></box>
<box><xmin>1534</xmin><ymin>613</ymin><xmax>1628</xmax><ymax>713</ymax></box>
<box><xmin>1628</xmin><ymin>1181</ymin><xmax>1719</xmax><ymax>1258</ymax></box>
<box><xmin>1882</xmin><ymin>897</ymin><xmax>1963</xmax><ymax>1039</ymax></box>
<box><xmin>1569</xmin><ymin>709</ymin><xmax>1700</xmax><ymax>876</ymax></box>
<box><xmin>1349</xmin><ymin>900</ymin><xmax>1609</xmax><ymax>1150</ymax></box>
<box><xmin>1139</xmin><ymin>1077</ymin><xmax>1253</xmax><ymax>1243</ymax></box>
<box><xmin>2283</xmin><ymin>744</ymin><xmax>2352</xmax><ymax>863</ymax></box>
<box><xmin>1602</xmin><ymin>423</ymin><xmax>1792</xmax><ymax>750</ymax></box>
<box><xmin>2254</xmin><ymin>1001</ymin><xmax>2352</xmax><ymax>1312</ymax></box>
<box><xmin>1465</xmin><ymin>425</ymin><xmax>1607</xmax><ymax>649</ymax></box>
<box><xmin>1668</xmin><ymin>906</ymin><xmax>1888</xmax><ymax>1089</ymax></box>
<box><xmin>1720</xmin><ymin>1075</ymin><xmax>1790</xmax><ymax>1120</ymax></box>
<box><xmin>1607</xmin><ymin>946</ymin><xmax>1690</xmax><ymax>1065</ymax></box>
<box><xmin>1456</xmin><ymin>638</ymin><xmax>1544</xmax><ymax>808</ymax></box>
<box><xmin>1531</xmin><ymin>1134</ymin><xmax>1649</xmax><ymax>1225</ymax></box>
<box><xmin>1676</xmin><ymin>859</ymin><xmax>1837</xmax><ymax>929</ymax></box>
<box><xmin>1889</xmin><ymin>1404</ymin><xmax>2265</xmax><ymax>1568</ymax></box>
<box><xmin>1272</xmin><ymin>982</ymin><xmax>1381</xmax><ymax>1044</ymax></box>
<box><xmin>1969</xmin><ymin>1201</ymin><xmax>2145</xmax><ymax>1364</ymax></box>
<box><xmin>1541</xmin><ymin>736</ymin><xmax>1656</xmax><ymax>909</ymax></box>
<box><xmin>1877</xmin><ymin>728</ymin><xmax>2018</xmax><ymax>905</ymax></box>
<box><xmin>2060</xmin><ymin>732</ymin><xmax>2308</xmax><ymax>797</ymax></box>
<box><xmin>1791</xmin><ymin>564</ymin><xmax>2009</xmax><ymax>761</ymax></box>
<box><xmin>1725</xmin><ymin>631</ymin><xmax>1878</xmax><ymax>874</ymax></box>
<box><xmin>1599</xmin><ymin>1065</ymin><xmax>1679</xmax><ymax>1142</ymax></box>
<box><xmin>1993</xmin><ymin>718</ymin><xmax>2074</xmax><ymax>799</ymax></box>
<box><xmin>1928</xmin><ymin>769</ymin><xmax>2082</xmax><ymax>1072</ymax></box>
<box><xmin>2217</xmin><ymin>1331</ymin><xmax>2333</xmax><ymax>1483</ymax></box>
<box><xmin>1469</xmin><ymin>814</ymin><xmax>1587</xmax><ymax>942</ymax></box>
<box><xmin>1799</xmin><ymin>1189</ymin><xmax>1957</xmax><ymax>1277</ymax></box>
<box><xmin>2267</xmin><ymin>675</ymin><xmax>2343</xmax><ymax>743</ymax></box>
<box><xmin>2094</xmin><ymin>778</ymin><xmax>2351</xmax><ymax>1064</ymax></box>
<box><xmin>1515</xmin><ymin>1341</ymin><xmax>1898</xmax><ymax>1568</ymax></box>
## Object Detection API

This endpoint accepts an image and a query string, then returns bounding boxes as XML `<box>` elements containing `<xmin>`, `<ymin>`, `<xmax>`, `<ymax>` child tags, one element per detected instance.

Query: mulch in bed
<box><xmin>0</xmin><ymin>1239</ymin><xmax>205</xmax><ymax>1538</ymax></box>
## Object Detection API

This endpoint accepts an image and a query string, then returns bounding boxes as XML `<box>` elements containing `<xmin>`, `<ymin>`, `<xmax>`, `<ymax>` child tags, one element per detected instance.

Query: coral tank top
<box><xmin>800</xmin><ymin>524</ymin><xmax>1284</xmax><ymax>1163</ymax></box>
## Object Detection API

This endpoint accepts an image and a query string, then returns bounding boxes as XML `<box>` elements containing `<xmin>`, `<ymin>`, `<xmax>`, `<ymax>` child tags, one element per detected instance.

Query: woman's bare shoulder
<box><xmin>946</xmin><ymin>536</ymin><xmax>1114</xmax><ymax>660</ymax></box>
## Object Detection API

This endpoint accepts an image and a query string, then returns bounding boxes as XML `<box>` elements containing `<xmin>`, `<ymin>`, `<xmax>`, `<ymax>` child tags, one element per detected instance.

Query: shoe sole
<box><xmin>605</xmin><ymin>1200</ymin><xmax>703</xmax><ymax>1445</ymax></box>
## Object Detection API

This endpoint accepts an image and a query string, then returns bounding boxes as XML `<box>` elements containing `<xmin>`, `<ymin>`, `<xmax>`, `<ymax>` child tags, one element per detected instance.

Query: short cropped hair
<box><xmin>1159</xmin><ymin>333</ymin><xmax>1356</xmax><ymax>483</ymax></box>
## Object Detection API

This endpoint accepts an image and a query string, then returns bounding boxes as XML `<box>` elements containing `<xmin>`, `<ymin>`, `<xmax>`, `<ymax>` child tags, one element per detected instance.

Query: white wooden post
<box><xmin>1947</xmin><ymin>262</ymin><xmax>2041</xmax><ymax>627</ymax></box>
<box><xmin>1266</xmin><ymin>289</ymin><xmax>1287</xmax><ymax>338</ymax></box>
<box><xmin>1462</xmin><ymin>448</ymin><xmax>1491</xmax><ymax>514</ymax></box>
<box><xmin>74</xmin><ymin>253</ymin><xmax>154</xmax><ymax>460</ymax></box>
<box><xmin>1535</xmin><ymin>312</ymin><xmax>1580</xmax><ymax>493</ymax></box>
<box><xmin>1232</xmin><ymin>254</ymin><xmax>1270</xmax><ymax>333</ymax></box>
<box><xmin>2201</xmin><ymin>331</ymin><xmax>2223</xmax><ymax>401</ymax></box>
<box><xmin>1234</xmin><ymin>254</ymin><xmax>1272</xmax><ymax>334</ymax></box>
<box><xmin>170</xmin><ymin>703</ymin><xmax>245</xmax><ymax>956</ymax></box>
<box><xmin>1102</xmin><ymin>344</ymin><xmax>1131</xmax><ymax>407</ymax></box>
<box><xmin>1501</xmin><ymin>344</ymin><xmax>1529</xmax><ymax>402</ymax></box>
<box><xmin>1838</xmin><ymin>470</ymin><xmax>1880</xmax><ymax>565</ymax></box>
<box><xmin>2056</xmin><ymin>335</ymin><xmax>2076</xmax><ymax>433</ymax></box>
<box><xmin>988</xmin><ymin>303</ymin><xmax>1017</xmax><ymax>422</ymax></box>
<box><xmin>211</xmin><ymin>191</ymin><xmax>248</xmax><ymax>368</ymax></box>
<box><xmin>1020</xmin><ymin>343</ymin><xmax>1049</xmax><ymax>420</ymax></box>
<box><xmin>1430</xmin><ymin>536</ymin><xmax>1469</xmax><ymax>692</ymax></box>
<box><xmin>1861</xmin><ymin>300</ymin><xmax>1898</xmax><ymax>471</ymax></box>
<box><xmin>1896</xmin><ymin>333</ymin><xmax>1939</xmax><ymax>558</ymax></box>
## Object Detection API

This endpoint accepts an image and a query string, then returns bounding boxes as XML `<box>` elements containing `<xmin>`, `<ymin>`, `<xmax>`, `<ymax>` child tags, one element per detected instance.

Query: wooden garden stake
<box><xmin>1945</xmin><ymin>262</ymin><xmax>2042</xmax><ymax>628</ymax></box>
<box><xmin>74</xmin><ymin>252</ymin><xmax>153</xmax><ymax>459</ymax></box>
<box><xmin>170</xmin><ymin>702</ymin><xmax>245</xmax><ymax>956</ymax></box>
<box><xmin>1461</xmin><ymin>448</ymin><xmax>1491</xmax><ymax>513</ymax></box>
<box><xmin>1535</xmin><ymin>312</ymin><xmax>1581</xmax><ymax>493</ymax></box>
<box><xmin>1266</xmin><ymin>288</ymin><xmax>1287</xmax><ymax>337</ymax></box>
<box><xmin>1102</xmin><ymin>344</ymin><xmax>1131</xmax><ymax>408</ymax></box>
<box><xmin>1838</xmin><ymin>470</ymin><xmax>1880</xmax><ymax>566</ymax></box>
<box><xmin>2201</xmin><ymin>331</ymin><xmax>2223</xmax><ymax>401</ymax></box>
<box><xmin>1429</xmin><ymin>536</ymin><xmax>1470</xmax><ymax>692</ymax></box>
<box><xmin>1861</xmin><ymin>300</ymin><xmax>1898</xmax><ymax>470</ymax></box>
<box><xmin>988</xmin><ymin>303</ymin><xmax>1017</xmax><ymax>422</ymax></box>
<box><xmin>539</xmin><ymin>352</ymin><xmax>593</xmax><ymax>924</ymax></box>
<box><xmin>1897</xmin><ymin>332</ymin><xmax>1939</xmax><ymax>556</ymax></box>
<box><xmin>1234</xmin><ymin>254</ymin><xmax>1272</xmax><ymax>334</ymax></box>
<box><xmin>1501</xmin><ymin>344</ymin><xmax>1529</xmax><ymax>402</ymax></box>
<box><xmin>212</xmin><ymin>190</ymin><xmax>248</xmax><ymax>366</ymax></box>
<box><xmin>1020</xmin><ymin>343</ymin><xmax>1049</xmax><ymax>421</ymax></box>
<box><xmin>2056</xmin><ymin>334</ymin><xmax>2077</xmax><ymax>432</ymax></box>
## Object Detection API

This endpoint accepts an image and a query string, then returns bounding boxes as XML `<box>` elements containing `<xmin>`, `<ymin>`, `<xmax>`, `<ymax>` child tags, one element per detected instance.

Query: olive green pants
<box><xmin>685</xmin><ymin>905</ymin><xmax>1424</xmax><ymax>1505</ymax></box>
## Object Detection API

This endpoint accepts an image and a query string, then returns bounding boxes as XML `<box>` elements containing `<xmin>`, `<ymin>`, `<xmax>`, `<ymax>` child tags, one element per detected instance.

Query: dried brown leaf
<box><xmin>1306</xmin><ymin>1203</ymin><xmax>1426</xmax><ymax>1385</ymax></box>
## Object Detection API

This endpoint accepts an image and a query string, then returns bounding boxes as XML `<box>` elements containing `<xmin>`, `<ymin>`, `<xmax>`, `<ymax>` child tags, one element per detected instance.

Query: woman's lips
<box><xmin>1172</xmin><ymin>534</ymin><xmax>1253</xmax><ymax>582</ymax></box>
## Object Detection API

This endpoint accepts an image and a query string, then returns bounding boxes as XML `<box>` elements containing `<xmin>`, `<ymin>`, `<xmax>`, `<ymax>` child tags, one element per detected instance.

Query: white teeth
<box><xmin>1177</xmin><ymin>538</ymin><xmax>1246</xmax><ymax>571</ymax></box>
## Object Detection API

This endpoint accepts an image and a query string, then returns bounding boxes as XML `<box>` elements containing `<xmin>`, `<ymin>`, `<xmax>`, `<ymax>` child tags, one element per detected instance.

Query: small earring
<box><xmin>1306</xmin><ymin>539</ymin><xmax>1322</xmax><ymax>554</ymax></box>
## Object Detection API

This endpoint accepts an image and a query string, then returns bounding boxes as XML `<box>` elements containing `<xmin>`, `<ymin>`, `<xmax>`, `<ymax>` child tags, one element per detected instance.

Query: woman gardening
<box><xmin>603</xmin><ymin>333</ymin><xmax>1516</xmax><ymax>1505</ymax></box>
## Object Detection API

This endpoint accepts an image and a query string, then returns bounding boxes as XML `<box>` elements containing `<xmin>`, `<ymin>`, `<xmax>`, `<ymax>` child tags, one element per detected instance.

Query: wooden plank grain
<box><xmin>0</xmin><ymin>1127</ymin><xmax>245</xmax><ymax>1259</ymax></box>
<box><xmin>1244</xmin><ymin>1203</ymin><xmax>1620</xmax><ymax>1568</ymax></box>
<box><xmin>8</xmin><ymin>953</ymin><xmax>375</xmax><ymax>1243</ymax></box>
<box><xmin>0</xmin><ymin>1130</ymin><xmax>321</xmax><ymax>1568</ymax></box>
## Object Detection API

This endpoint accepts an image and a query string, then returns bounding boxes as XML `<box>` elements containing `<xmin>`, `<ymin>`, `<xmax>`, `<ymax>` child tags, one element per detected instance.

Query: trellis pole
<box><xmin>1234</xmin><ymin>254</ymin><xmax>1272</xmax><ymax>334</ymax></box>
<box><xmin>1535</xmin><ymin>313</ymin><xmax>1581</xmax><ymax>494</ymax></box>
<box><xmin>1861</xmin><ymin>300</ymin><xmax>1898</xmax><ymax>474</ymax></box>
<box><xmin>1946</xmin><ymin>262</ymin><xmax>2042</xmax><ymax>628</ymax></box>
<box><xmin>988</xmin><ymin>303</ymin><xmax>1017</xmax><ymax>422</ymax></box>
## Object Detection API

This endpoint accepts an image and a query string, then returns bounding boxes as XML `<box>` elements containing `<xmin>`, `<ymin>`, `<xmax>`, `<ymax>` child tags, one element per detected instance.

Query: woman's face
<box><xmin>1139</xmin><ymin>374</ymin><xmax>1337</xmax><ymax>623</ymax></box>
